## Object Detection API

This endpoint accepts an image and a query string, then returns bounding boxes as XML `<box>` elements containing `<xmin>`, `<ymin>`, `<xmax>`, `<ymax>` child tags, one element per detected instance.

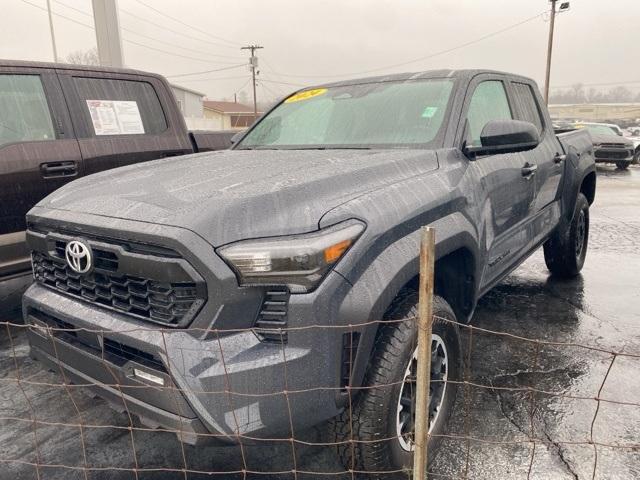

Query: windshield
<box><xmin>237</xmin><ymin>79</ymin><xmax>454</xmax><ymax>149</ymax></box>
<box><xmin>579</xmin><ymin>124</ymin><xmax>621</xmax><ymax>136</ymax></box>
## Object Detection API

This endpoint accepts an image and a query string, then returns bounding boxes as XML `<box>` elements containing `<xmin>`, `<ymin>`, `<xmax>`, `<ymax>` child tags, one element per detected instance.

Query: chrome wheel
<box><xmin>575</xmin><ymin>210</ymin><xmax>586</xmax><ymax>258</ymax></box>
<box><xmin>396</xmin><ymin>334</ymin><xmax>448</xmax><ymax>452</ymax></box>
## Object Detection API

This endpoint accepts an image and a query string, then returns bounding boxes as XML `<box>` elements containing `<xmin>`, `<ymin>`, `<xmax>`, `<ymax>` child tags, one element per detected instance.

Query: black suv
<box><xmin>24</xmin><ymin>69</ymin><xmax>595</xmax><ymax>476</ymax></box>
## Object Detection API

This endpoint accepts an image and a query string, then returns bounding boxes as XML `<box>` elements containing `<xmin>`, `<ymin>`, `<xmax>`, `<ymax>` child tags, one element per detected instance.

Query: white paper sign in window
<box><xmin>86</xmin><ymin>100</ymin><xmax>145</xmax><ymax>136</ymax></box>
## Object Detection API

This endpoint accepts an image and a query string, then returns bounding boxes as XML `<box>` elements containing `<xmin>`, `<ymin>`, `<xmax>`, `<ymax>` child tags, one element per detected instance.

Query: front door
<box><xmin>0</xmin><ymin>68</ymin><xmax>81</xmax><ymax>277</ymax></box>
<box><xmin>460</xmin><ymin>77</ymin><xmax>536</xmax><ymax>290</ymax></box>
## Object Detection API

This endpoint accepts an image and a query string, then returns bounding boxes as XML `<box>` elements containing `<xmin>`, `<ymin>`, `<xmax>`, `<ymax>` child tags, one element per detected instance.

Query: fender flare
<box><xmin>335</xmin><ymin>213</ymin><xmax>479</xmax><ymax>397</ymax></box>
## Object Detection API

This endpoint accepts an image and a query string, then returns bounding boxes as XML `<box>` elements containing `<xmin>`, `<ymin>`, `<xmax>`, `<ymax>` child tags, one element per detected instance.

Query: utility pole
<box><xmin>92</xmin><ymin>0</ymin><xmax>125</xmax><ymax>67</ymax></box>
<box><xmin>241</xmin><ymin>45</ymin><xmax>263</xmax><ymax>118</ymax></box>
<box><xmin>543</xmin><ymin>0</ymin><xmax>557</xmax><ymax>104</ymax></box>
<box><xmin>46</xmin><ymin>0</ymin><xmax>58</xmax><ymax>62</ymax></box>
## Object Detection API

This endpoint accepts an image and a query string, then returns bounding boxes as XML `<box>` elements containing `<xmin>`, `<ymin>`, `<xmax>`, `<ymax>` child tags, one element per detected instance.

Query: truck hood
<box><xmin>39</xmin><ymin>149</ymin><xmax>439</xmax><ymax>246</ymax></box>
<box><xmin>590</xmin><ymin>132</ymin><xmax>634</xmax><ymax>147</ymax></box>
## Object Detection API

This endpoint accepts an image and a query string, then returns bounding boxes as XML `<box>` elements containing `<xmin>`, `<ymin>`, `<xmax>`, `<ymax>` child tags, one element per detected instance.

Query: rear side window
<box><xmin>511</xmin><ymin>82</ymin><xmax>544</xmax><ymax>134</ymax></box>
<box><xmin>0</xmin><ymin>74</ymin><xmax>55</xmax><ymax>148</ymax></box>
<box><xmin>465</xmin><ymin>80</ymin><xmax>512</xmax><ymax>146</ymax></box>
<box><xmin>72</xmin><ymin>77</ymin><xmax>167</xmax><ymax>137</ymax></box>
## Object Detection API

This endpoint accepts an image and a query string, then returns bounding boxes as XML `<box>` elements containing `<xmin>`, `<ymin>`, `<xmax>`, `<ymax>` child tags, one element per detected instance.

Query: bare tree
<box><xmin>607</xmin><ymin>86</ymin><xmax>633</xmax><ymax>103</ymax></box>
<box><xmin>64</xmin><ymin>47</ymin><xmax>100</xmax><ymax>66</ymax></box>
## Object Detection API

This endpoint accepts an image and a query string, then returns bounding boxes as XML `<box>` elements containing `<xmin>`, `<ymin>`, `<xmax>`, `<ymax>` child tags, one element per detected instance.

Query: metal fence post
<box><xmin>413</xmin><ymin>226</ymin><xmax>436</xmax><ymax>480</ymax></box>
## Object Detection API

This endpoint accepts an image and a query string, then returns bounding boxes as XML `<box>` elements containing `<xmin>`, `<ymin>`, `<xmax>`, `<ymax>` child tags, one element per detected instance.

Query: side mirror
<box><xmin>465</xmin><ymin>119</ymin><xmax>540</xmax><ymax>157</ymax></box>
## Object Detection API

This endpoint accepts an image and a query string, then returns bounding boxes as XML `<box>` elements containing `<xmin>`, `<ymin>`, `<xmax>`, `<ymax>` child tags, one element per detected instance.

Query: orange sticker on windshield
<box><xmin>285</xmin><ymin>88</ymin><xmax>327</xmax><ymax>103</ymax></box>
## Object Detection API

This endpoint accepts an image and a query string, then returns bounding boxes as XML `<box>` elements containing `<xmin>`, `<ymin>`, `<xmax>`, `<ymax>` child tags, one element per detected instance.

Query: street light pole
<box><xmin>46</xmin><ymin>0</ymin><xmax>59</xmax><ymax>62</ymax></box>
<box><xmin>544</xmin><ymin>0</ymin><xmax>558</xmax><ymax>104</ymax></box>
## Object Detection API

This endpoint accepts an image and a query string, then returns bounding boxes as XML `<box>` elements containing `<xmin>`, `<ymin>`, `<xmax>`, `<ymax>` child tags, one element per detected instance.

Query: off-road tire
<box><xmin>543</xmin><ymin>192</ymin><xmax>589</xmax><ymax>277</ymax></box>
<box><xmin>332</xmin><ymin>291</ymin><xmax>461</xmax><ymax>479</ymax></box>
<box><xmin>616</xmin><ymin>162</ymin><xmax>630</xmax><ymax>170</ymax></box>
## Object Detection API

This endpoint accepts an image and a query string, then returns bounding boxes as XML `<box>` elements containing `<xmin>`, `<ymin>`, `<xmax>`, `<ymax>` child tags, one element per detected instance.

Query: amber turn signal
<box><xmin>324</xmin><ymin>239</ymin><xmax>353</xmax><ymax>264</ymax></box>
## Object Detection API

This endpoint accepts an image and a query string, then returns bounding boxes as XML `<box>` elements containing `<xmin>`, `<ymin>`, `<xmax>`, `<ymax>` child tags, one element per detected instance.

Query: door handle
<box><xmin>521</xmin><ymin>163</ymin><xmax>537</xmax><ymax>178</ymax></box>
<box><xmin>554</xmin><ymin>153</ymin><xmax>566</xmax><ymax>164</ymax></box>
<box><xmin>40</xmin><ymin>161</ymin><xmax>78</xmax><ymax>178</ymax></box>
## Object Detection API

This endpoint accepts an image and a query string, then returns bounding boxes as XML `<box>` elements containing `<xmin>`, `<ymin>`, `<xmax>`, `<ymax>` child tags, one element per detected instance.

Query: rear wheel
<box><xmin>543</xmin><ymin>193</ymin><xmax>589</xmax><ymax>277</ymax></box>
<box><xmin>333</xmin><ymin>292</ymin><xmax>461</xmax><ymax>479</ymax></box>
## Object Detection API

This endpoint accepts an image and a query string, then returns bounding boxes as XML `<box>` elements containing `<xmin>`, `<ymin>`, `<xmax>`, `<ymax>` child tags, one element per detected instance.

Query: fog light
<box><xmin>133</xmin><ymin>368</ymin><xmax>165</xmax><ymax>386</ymax></box>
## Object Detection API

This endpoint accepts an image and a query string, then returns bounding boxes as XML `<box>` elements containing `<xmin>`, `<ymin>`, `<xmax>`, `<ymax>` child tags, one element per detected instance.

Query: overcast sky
<box><xmin>2</xmin><ymin>0</ymin><xmax>639</xmax><ymax>102</ymax></box>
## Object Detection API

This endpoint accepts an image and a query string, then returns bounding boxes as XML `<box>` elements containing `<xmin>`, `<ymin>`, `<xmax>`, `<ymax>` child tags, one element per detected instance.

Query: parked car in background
<box><xmin>573</xmin><ymin>122</ymin><xmax>635</xmax><ymax>169</ymax></box>
<box><xmin>24</xmin><ymin>69</ymin><xmax>596</xmax><ymax>477</ymax></box>
<box><xmin>623</xmin><ymin>128</ymin><xmax>640</xmax><ymax>163</ymax></box>
<box><xmin>0</xmin><ymin>60</ymin><xmax>234</xmax><ymax>285</ymax></box>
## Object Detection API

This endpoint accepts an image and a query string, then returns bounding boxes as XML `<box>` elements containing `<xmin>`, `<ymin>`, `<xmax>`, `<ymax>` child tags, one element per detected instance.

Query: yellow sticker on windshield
<box><xmin>285</xmin><ymin>88</ymin><xmax>327</xmax><ymax>103</ymax></box>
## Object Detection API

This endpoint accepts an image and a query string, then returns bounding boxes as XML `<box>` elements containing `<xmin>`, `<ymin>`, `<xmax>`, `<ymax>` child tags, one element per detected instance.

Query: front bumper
<box><xmin>24</xmin><ymin>270</ymin><xmax>352</xmax><ymax>444</ymax></box>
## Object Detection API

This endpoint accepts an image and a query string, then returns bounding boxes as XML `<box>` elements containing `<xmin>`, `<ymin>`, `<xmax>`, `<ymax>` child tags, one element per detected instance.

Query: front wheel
<box><xmin>333</xmin><ymin>292</ymin><xmax>461</xmax><ymax>479</ymax></box>
<box><xmin>543</xmin><ymin>192</ymin><xmax>590</xmax><ymax>277</ymax></box>
<box><xmin>616</xmin><ymin>162</ymin><xmax>630</xmax><ymax>170</ymax></box>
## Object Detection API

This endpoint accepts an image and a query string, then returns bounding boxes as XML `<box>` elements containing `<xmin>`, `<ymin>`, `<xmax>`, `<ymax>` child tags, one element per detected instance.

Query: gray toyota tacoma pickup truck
<box><xmin>23</xmin><ymin>69</ymin><xmax>595</xmax><ymax>477</ymax></box>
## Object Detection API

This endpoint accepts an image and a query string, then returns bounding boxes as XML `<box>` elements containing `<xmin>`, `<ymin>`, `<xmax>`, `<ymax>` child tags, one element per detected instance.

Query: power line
<box><xmin>132</xmin><ymin>0</ymin><xmax>241</xmax><ymax>49</ymax></box>
<box><xmin>258</xmin><ymin>80</ymin><xmax>284</xmax><ymax>100</ymax></box>
<box><xmin>259</xmin><ymin>77</ymin><xmax>307</xmax><ymax>88</ymax></box>
<box><xmin>22</xmin><ymin>0</ymin><xmax>94</xmax><ymax>29</ymax></box>
<box><xmin>231</xmin><ymin>77</ymin><xmax>252</xmax><ymax>98</ymax></box>
<box><xmin>261</xmin><ymin>10</ymin><xmax>547</xmax><ymax>80</ymax></box>
<box><xmin>167</xmin><ymin>64</ymin><xmax>248</xmax><ymax>79</ymax></box>
<box><xmin>123</xmin><ymin>39</ymin><xmax>245</xmax><ymax>65</ymax></box>
<box><xmin>52</xmin><ymin>0</ymin><xmax>243</xmax><ymax>64</ymax></box>
<box><xmin>118</xmin><ymin>6</ymin><xmax>244</xmax><ymax>58</ymax></box>
<box><xmin>22</xmin><ymin>0</ymin><xmax>246</xmax><ymax>66</ymax></box>
<box><xmin>172</xmin><ymin>75</ymin><xmax>250</xmax><ymax>83</ymax></box>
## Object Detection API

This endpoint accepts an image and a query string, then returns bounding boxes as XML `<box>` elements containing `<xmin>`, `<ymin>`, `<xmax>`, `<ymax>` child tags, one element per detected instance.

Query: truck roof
<box><xmin>316</xmin><ymin>69</ymin><xmax>538</xmax><ymax>89</ymax></box>
<box><xmin>0</xmin><ymin>58</ymin><xmax>163</xmax><ymax>79</ymax></box>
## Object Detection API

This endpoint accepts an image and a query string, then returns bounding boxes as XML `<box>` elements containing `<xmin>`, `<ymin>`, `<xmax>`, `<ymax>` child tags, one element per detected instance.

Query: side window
<box><xmin>465</xmin><ymin>80</ymin><xmax>512</xmax><ymax>146</ymax></box>
<box><xmin>72</xmin><ymin>77</ymin><xmax>167</xmax><ymax>137</ymax></box>
<box><xmin>511</xmin><ymin>82</ymin><xmax>544</xmax><ymax>134</ymax></box>
<box><xmin>0</xmin><ymin>74</ymin><xmax>55</xmax><ymax>148</ymax></box>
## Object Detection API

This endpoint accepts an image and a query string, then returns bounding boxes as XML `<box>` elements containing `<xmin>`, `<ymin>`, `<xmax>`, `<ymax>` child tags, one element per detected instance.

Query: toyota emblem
<box><xmin>65</xmin><ymin>240</ymin><xmax>93</xmax><ymax>274</ymax></box>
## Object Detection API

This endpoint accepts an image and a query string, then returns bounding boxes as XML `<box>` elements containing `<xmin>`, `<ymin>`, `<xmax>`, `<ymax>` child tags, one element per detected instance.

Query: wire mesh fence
<box><xmin>1</xmin><ymin>231</ymin><xmax>639</xmax><ymax>479</ymax></box>
<box><xmin>2</xmin><ymin>309</ymin><xmax>639</xmax><ymax>479</ymax></box>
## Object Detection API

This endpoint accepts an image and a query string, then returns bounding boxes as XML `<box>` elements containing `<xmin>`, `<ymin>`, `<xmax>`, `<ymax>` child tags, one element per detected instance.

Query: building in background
<box><xmin>170</xmin><ymin>83</ymin><xmax>205</xmax><ymax>118</ymax></box>
<box><xmin>203</xmin><ymin>100</ymin><xmax>262</xmax><ymax>130</ymax></box>
<box><xmin>549</xmin><ymin>103</ymin><xmax>640</xmax><ymax>125</ymax></box>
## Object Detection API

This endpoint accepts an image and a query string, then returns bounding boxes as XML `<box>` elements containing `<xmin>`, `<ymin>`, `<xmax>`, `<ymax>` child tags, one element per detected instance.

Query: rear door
<box><xmin>57</xmin><ymin>70</ymin><xmax>193</xmax><ymax>176</ymax></box>
<box><xmin>0</xmin><ymin>67</ymin><xmax>81</xmax><ymax>277</ymax></box>
<box><xmin>510</xmin><ymin>81</ymin><xmax>563</xmax><ymax>213</ymax></box>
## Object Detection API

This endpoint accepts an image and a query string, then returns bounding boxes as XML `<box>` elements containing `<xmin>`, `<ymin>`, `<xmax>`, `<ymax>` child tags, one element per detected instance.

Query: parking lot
<box><xmin>0</xmin><ymin>165</ymin><xmax>638</xmax><ymax>480</ymax></box>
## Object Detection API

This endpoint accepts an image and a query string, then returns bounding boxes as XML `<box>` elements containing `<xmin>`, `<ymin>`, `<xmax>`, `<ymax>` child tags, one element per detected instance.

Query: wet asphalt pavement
<box><xmin>1</xmin><ymin>166</ymin><xmax>639</xmax><ymax>480</ymax></box>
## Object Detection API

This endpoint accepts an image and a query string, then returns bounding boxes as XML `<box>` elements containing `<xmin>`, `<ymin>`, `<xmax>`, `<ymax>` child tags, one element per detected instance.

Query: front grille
<box><xmin>53</xmin><ymin>240</ymin><xmax>118</xmax><ymax>271</ymax></box>
<box><xmin>595</xmin><ymin>149</ymin><xmax>631</xmax><ymax>160</ymax></box>
<box><xmin>32</xmin><ymin>253</ymin><xmax>203</xmax><ymax>327</ymax></box>
<box><xmin>599</xmin><ymin>143</ymin><xmax>626</xmax><ymax>149</ymax></box>
<box><xmin>254</xmin><ymin>288</ymin><xmax>289</xmax><ymax>342</ymax></box>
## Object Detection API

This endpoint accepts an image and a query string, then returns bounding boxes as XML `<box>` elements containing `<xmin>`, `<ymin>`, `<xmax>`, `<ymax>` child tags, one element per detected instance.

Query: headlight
<box><xmin>218</xmin><ymin>220</ymin><xmax>365</xmax><ymax>292</ymax></box>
